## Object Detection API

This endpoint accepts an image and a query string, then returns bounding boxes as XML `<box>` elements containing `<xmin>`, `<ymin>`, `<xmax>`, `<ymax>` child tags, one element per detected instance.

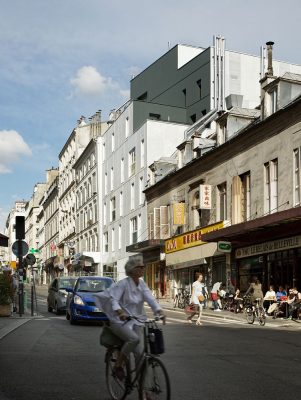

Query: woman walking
<box><xmin>187</xmin><ymin>272</ymin><xmax>207</xmax><ymax>325</ymax></box>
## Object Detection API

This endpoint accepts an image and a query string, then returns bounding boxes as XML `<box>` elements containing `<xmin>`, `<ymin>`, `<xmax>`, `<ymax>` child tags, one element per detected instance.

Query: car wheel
<box><xmin>47</xmin><ymin>303</ymin><xmax>53</xmax><ymax>313</ymax></box>
<box><xmin>55</xmin><ymin>303</ymin><xmax>60</xmax><ymax>315</ymax></box>
<box><xmin>69</xmin><ymin>311</ymin><xmax>77</xmax><ymax>325</ymax></box>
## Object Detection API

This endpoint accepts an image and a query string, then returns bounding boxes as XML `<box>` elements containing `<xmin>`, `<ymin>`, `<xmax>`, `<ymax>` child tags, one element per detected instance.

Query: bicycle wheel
<box><xmin>139</xmin><ymin>356</ymin><xmax>170</xmax><ymax>400</ymax></box>
<box><xmin>245</xmin><ymin>308</ymin><xmax>255</xmax><ymax>324</ymax></box>
<box><xmin>105</xmin><ymin>348</ymin><xmax>129</xmax><ymax>400</ymax></box>
<box><xmin>258</xmin><ymin>307</ymin><xmax>266</xmax><ymax>326</ymax></box>
<box><xmin>177</xmin><ymin>296</ymin><xmax>185</xmax><ymax>309</ymax></box>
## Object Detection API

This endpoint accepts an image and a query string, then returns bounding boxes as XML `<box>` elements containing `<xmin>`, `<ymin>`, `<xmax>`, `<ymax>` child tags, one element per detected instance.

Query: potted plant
<box><xmin>0</xmin><ymin>272</ymin><xmax>14</xmax><ymax>316</ymax></box>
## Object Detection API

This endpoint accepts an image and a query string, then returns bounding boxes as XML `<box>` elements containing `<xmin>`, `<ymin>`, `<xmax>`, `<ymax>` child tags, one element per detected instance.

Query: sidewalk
<box><xmin>1</xmin><ymin>288</ymin><xmax>300</xmax><ymax>341</ymax></box>
<box><xmin>157</xmin><ymin>298</ymin><xmax>301</xmax><ymax>328</ymax></box>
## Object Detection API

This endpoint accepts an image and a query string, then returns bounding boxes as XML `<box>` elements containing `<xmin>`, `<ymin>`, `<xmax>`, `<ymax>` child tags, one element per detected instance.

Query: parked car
<box><xmin>47</xmin><ymin>277</ymin><xmax>77</xmax><ymax>315</ymax></box>
<box><xmin>66</xmin><ymin>276</ymin><xmax>114</xmax><ymax>324</ymax></box>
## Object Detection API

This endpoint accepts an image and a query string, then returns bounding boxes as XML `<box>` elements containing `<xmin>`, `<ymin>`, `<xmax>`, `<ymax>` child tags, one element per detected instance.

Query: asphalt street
<box><xmin>0</xmin><ymin>287</ymin><xmax>301</xmax><ymax>400</ymax></box>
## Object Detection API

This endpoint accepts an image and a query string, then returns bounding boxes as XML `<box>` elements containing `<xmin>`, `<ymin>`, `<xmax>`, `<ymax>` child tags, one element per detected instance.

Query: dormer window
<box><xmin>270</xmin><ymin>88</ymin><xmax>278</xmax><ymax>114</ymax></box>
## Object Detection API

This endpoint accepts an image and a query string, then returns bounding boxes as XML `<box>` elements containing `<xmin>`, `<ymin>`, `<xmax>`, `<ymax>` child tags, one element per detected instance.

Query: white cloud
<box><xmin>0</xmin><ymin>130</ymin><xmax>32</xmax><ymax>174</ymax></box>
<box><xmin>70</xmin><ymin>66</ymin><xmax>118</xmax><ymax>96</ymax></box>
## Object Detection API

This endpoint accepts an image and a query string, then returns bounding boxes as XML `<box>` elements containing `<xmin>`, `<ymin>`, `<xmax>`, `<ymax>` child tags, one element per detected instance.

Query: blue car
<box><xmin>66</xmin><ymin>276</ymin><xmax>114</xmax><ymax>325</ymax></box>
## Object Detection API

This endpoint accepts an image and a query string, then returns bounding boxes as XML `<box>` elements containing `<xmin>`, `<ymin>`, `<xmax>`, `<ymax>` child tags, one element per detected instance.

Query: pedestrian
<box><xmin>187</xmin><ymin>272</ymin><xmax>207</xmax><ymax>325</ymax></box>
<box><xmin>94</xmin><ymin>255</ymin><xmax>165</xmax><ymax>381</ymax></box>
<box><xmin>211</xmin><ymin>281</ymin><xmax>222</xmax><ymax>311</ymax></box>
<box><xmin>245</xmin><ymin>276</ymin><xmax>264</xmax><ymax>304</ymax></box>
<box><xmin>263</xmin><ymin>285</ymin><xmax>276</xmax><ymax>313</ymax></box>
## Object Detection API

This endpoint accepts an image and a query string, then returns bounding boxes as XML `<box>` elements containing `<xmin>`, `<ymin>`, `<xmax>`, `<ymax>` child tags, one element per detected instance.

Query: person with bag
<box><xmin>94</xmin><ymin>255</ymin><xmax>165</xmax><ymax>381</ymax></box>
<box><xmin>211</xmin><ymin>281</ymin><xmax>222</xmax><ymax>311</ymax></box>
<box><xmin>186</xmin><ymin>272</ymin><xmax>207</xmax><ymax>325</ymax></box>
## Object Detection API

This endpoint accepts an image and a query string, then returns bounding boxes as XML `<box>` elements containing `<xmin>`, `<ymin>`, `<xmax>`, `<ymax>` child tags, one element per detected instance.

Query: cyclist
<box><xmin>95</xmin><ymin>255</ymin><xmax>165</xmax><ymax>381</ymax></box>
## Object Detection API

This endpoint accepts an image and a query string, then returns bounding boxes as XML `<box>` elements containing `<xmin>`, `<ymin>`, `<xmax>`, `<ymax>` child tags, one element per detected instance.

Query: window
<box><xmin>118</xmin><ymin>224</ymin><xmax>122</xmax><ymax>249</ymax></box>
<box><xmin>131</xmin><ymin>182</ymin><xmax>135</xmax><ymax>210</ymax></box>
<box><xmin>231</xmin><ymin>173</ymin><xmax>251</xmax><ymax>224</ymax></box>
<box><xmin>111</xmin><ymin>132</ymin><xmax>115</xmax><ymax>151</ymax></box>
<box><xmin>190</xmin><ymin>114</ymin><xmax>196</xmax><ymax>123</ymax></box>
<box><xmin>139</xmin><ymin>176</ymin><xmax>144</xmax><ymax>205</ymax></box>
<box><xmin>264</xmin><ymin>159</ymin><xmax>278</xmax><ymax>214</ymax></box>
<box><xmin>121</xmin><ymin>158</ymin><xmax>124</xmax><ymax>183</ymax></box>
<box><xmin>125</xmin><ymin>117</ymin><xmax>129</xmax><ymax>138</ymax></box>
<box><xmin>197</xmin><ymin>79</ymin><xmax>202</xmax><ymax>99</ymax></box>
<box><xmin>270</xmin><ymin>88</ymin><xmax>278</xmax><ymax>114</ymax></box>
<box><xmin>217</xmin><ymin>183</ymin><xmax>227</xmax><ymax>221</ymax></box>
<box><xmin>129</xmin><ymin>148</ymin><xmax>136</xmax><ymax>176</ymax></box>
<box><xmin>110</xmin><ymin>197</ymin><xmax>116</xmax><ymax>221</ymax></box>
<box><xmin>119</xmin><ymin>191</ymin><xmax>123</xmax><ymax>216</ymax></box>
<box><xmin>110</xmin><ymin>167</ymin><xmax>114</xmax><ymax>191</ymax></box>
<box><xmin>182</xmin><ymin>89</ymin><xmax>187</xmax><ymax>107</ymax></box>
<box><xmin>130</xmin><ymin>217</ymin><xmax>138</xmax><ymax>244</ymax></box>
<box><xmin>102</xmin><ymin>142</ymin><xmax>105</xmax><ymax>161</ymax></box>
<box><xmin>104</xmin><ymin>173</ymin><xmax>108</xmax><ymax>195</ymax></box>
<box><xmin>140</xmin><ymin>139</ymin><xmax>145</xmax><ymax>168</ymax></box>
<box><xmin>137</xmin><ymin>92</ymin><xmax>147</xmax><ymax>101</ymax></box>
<box><xmin>103</xmin><ymin>203</ymin><xmax>107</xmax><ymax>225</ymax></box>
<box><xmin>294</xmin><ymin>148</ymin><xmax>300</xmax><ymax>206</ymax></box>
<box><xmin>241</xmin><ymin>173</ymin><xmax>251</xmax><ymax>221</ymax></box>
<box><xmin>103</xmin><ymin>232</ymin><xmax>108</xmax><ymax>253</ymax></box>
<box><xmin>111</xmin><ymin>228</ymin><xmax>115</xmax><ymax>252</ymax></box>
<box><xmin>149</xmin><ymin>113</ymin><xmax>160</xmax><ymax>120</ymax></box>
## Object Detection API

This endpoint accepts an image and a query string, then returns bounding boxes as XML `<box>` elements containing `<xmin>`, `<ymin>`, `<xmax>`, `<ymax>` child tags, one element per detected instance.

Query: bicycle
<box><xmin>102</xmin><ymin>316</ymin><xmax>170</xmax><ymax>400</ymax></box>
<box><xmin>244</xmin><ymin>297</ymin><xmax>266</xmax><ymax>326</ymax></box>
<box><xmin>173</xmin><ymin>288</ymin><xmax>190</xmax><ymax>309</ymax></box>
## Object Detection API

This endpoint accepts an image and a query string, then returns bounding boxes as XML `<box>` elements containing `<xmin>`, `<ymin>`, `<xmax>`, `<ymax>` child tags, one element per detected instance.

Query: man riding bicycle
<box><xmin>94</xmin><ymin>255</ymin><xmax>165</xmax><ymax>381</ymax></box>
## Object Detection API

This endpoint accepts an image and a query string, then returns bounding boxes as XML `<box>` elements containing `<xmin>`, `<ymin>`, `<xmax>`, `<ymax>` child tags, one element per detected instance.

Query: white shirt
<box><xmin>93</xmin><ymin>277</ymin><xmax>162</xmax><ymax>327</ymax></box>
<box><xmin>190</xmin><ymin>281</ymin><xmax>207</xmax><ymax>305</ymax></box>
<box><xmin>264</xmin><ymin>290</ymin><xmax>276</xmax><ymax>300</ymax></box>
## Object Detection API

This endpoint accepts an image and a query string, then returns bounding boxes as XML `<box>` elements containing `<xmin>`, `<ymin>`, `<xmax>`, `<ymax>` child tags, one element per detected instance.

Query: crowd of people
<box><xmin>185</xmin><ymin>274</ymin><xmax>301</xmax><ymax>324</ymax></box>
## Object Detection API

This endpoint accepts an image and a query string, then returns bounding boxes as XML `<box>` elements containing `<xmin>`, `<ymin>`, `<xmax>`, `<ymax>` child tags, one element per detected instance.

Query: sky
<box><xmin>1</xmin><ymin>0</ymin><xmax>301</xmax><ymax>233</ymax></box>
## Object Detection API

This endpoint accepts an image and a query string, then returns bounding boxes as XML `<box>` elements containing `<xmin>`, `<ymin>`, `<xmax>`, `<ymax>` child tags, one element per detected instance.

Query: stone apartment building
<box><xmin>141</xmin><ymin>51</ymin><xmax>301</xmax><ymax>298</ymax></box>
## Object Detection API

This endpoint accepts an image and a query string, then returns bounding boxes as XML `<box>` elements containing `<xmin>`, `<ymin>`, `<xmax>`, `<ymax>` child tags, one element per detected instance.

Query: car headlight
<box><xmin>74</xmin><ymin>295</ymin><xmax>85</xmax><ymax>306</ymax></box>
<box><xmin>58</xmin><ymin>289</ymin><xmax>67</xmax><ymax>298</ymax></box>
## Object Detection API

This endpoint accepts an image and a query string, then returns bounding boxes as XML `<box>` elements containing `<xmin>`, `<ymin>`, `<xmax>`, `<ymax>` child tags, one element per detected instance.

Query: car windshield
<box><xmin>76</xmin><ymin>278</ymin><xmax>112</xmax><ymax>293</ymax></box>
<box><xmin>58</xmin><ymin>279</ymin><xmax>76</xmax><ymax>290</ymax></box>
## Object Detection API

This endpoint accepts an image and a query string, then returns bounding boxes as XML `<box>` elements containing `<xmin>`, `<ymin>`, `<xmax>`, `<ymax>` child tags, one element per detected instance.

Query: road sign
<box><xmin>217</xmin><ymin>241</ymin><xmax>232</xmax><ymax>253</ymax></box>
<box><xmin>12</xmin><ymin>240</ymin><xmax>29</xmax><ymax>257</ymax></box>
<box><xmin>25</xmin><ymin>253</ymin><xmax>36</xmax><ymax>266</ymax></box>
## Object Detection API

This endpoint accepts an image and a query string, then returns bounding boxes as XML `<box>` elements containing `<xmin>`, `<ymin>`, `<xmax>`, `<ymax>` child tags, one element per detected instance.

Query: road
<box><xmin>0</xmin><ymin>293</ymin><xmax>301</xmax><ymax>400</ymax></box>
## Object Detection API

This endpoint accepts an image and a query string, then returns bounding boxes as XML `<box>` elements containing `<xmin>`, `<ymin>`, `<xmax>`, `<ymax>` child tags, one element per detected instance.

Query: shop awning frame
<box><xmin>202</xmin><ymin>206</ymin><xmax>301</xmax><ymax>248</ymax></box>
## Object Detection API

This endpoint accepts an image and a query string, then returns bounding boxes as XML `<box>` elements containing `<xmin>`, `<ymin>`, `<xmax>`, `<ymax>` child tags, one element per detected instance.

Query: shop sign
<box><xmin>165</xmin><ymin>221</ymin><xmax>224</xmax><ymax>254</ymax></box>
<box><xmin>217</xmin><ymin>241</ymin><xmax>232</xmax><ymax>253</ymax></box>
<box><xmin>199</xmin><ymin>184</ymin><xmax>212</xmax><ymax>209</ymax></box>
<box><xmin>235</xmin><ymin>235</ymin><xmax>301</xmax><ymax>259</ymax></box>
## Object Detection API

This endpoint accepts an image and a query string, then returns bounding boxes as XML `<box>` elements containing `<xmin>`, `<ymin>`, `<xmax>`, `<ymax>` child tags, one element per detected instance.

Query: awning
<box><xmin>202</xmin><ymin>206</ymin><xmax>301</xmax><ymax>248</ymax></box>
<box><xmin>126</xmin><ymin>240</ymin><xmax>164</xmax><ymax>253</ymax></box>
<box><xmin>71</xmin><ymin>252</ymin><xmax>100</xmax><ymax>266</ymax></box>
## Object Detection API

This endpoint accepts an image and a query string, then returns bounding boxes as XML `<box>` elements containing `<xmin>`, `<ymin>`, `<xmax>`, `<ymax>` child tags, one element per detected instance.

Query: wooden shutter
<box><xmin>160</xmin><ymin>206</ymin><xmax>170</xmax><ymax>239</ymax></box>
<box><xmin>154</xmin><ymin>208</ymin><xmax>160</xmax><ymax>239</ymax></box>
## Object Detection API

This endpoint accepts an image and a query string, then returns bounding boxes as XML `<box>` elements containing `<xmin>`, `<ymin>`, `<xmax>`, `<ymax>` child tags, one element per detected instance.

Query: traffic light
<box><xmin>15</xmin><ymin>216</ymin><xmax>25</xmax><ymax>240</ymax></box>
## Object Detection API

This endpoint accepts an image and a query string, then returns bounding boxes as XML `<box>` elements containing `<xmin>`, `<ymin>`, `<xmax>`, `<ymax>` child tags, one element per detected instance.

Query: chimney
<box><xmin>266</xmin><ymin>41</ymin><xmax>274</xmax><ymax>76</ymax></box>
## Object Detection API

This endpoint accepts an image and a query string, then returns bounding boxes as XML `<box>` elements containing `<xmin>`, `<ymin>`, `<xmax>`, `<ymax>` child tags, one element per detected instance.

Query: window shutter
<box><xmin>160</xmin><ymin>206</ymin><xmax>170</xmax><ymax>239</ymax></box>
<box><xmin>231</xmin><ymin>176</ymin><xmax>242</xmax><ymax>224</ymax></box>
<box><xmin>153</xmin><ymin>208</ymin><xmax>160</xmax><ymax>239</ymax></box>
<box><xmin>148</xmin><ymin>213</ymin><xmax>154</xmax><ymax>239</ymax></box>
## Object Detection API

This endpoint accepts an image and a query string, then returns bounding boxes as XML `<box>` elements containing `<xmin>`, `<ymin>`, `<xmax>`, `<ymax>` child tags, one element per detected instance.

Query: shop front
<box><xmin>165</xmin><ymin>222</ymin><xmax>227</xmax><ymax>299</ymax></box>
<box><xmin>202</xmin><ymin>206</ymin><xmax>301</xmax><ymax>294</ymax></box>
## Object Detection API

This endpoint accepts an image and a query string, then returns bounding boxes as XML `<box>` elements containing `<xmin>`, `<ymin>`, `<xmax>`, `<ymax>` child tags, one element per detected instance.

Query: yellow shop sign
<box><xmin>165</xmin><ymin>221</ymin><xmax>224</xmax><ymax>253</ymax></box>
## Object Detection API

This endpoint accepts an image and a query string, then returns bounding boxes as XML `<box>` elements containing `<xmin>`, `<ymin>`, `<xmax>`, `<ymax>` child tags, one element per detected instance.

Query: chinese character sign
<box><xmin>200</xmin><ymin>184</ymin><xmax>212</xmax><ymax>209</ymax></box>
